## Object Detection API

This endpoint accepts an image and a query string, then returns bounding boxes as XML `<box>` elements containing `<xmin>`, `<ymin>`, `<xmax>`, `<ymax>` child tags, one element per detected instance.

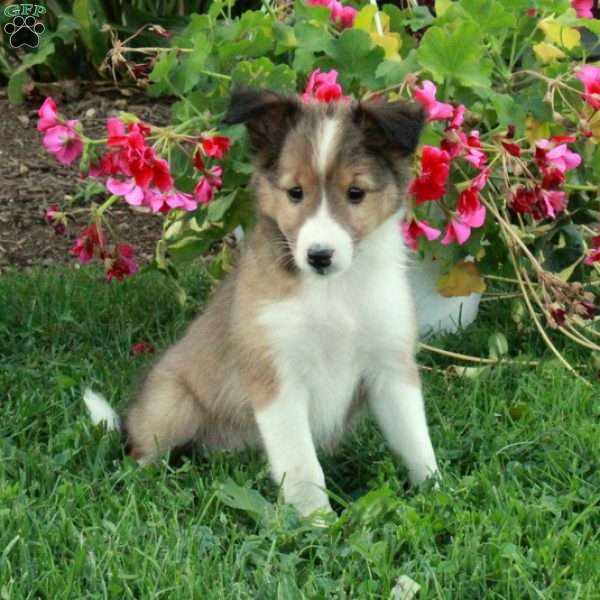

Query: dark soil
<box><xmin>0</xmin><ymin>84</ymin><xmax>173</xmax><ymax>273</ymax></box>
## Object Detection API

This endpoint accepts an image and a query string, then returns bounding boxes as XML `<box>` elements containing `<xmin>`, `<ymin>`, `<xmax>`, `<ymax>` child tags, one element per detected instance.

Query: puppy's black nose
<box><xmin>307</xmin><ymin>246</ymin><xmax>334</xmax><ymax>273</ymax></box>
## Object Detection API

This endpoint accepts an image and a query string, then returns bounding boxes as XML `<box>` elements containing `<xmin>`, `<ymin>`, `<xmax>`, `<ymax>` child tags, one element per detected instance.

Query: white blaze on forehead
<box><xmin>316</xmin><ymin>118</ymin><xmax>340</xmax><ymax>177</ymax></box>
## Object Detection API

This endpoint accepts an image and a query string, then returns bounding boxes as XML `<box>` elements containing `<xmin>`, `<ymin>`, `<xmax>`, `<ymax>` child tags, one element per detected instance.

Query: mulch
<box><xmin>0</xmin><ymin>83</ymin><xmax>174</xmax><ymax>273</ymax></box>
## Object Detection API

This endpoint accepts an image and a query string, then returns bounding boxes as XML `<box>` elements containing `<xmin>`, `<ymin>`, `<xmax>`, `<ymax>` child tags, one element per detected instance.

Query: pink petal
<box><xmin>106</xmin><ymin>178</ymin><xmax>136</xmax><ymax>196</ymax></box>
<box><xmin>125</xmin><ymin>186</ymin><xmax>145</xmax><ymax>206</ymax></box>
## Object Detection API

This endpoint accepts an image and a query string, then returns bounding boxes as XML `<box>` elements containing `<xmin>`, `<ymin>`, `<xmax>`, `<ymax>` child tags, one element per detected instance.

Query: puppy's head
<box><xmin>224</xmin><ymin>89</ymin><xmax>424</xmax><ymax>276</ymax></box>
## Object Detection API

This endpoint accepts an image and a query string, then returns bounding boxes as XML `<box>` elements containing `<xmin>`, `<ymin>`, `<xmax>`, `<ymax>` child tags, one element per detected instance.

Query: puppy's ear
<box><xmin>223</xmin><ymin>88</ymin><xmax>300</xmax><ymax>168</ymax></box>
<box><xmin>353</xmin><ymin>100</ymin><xmax>425</xmax><ymax>156</ymax></box>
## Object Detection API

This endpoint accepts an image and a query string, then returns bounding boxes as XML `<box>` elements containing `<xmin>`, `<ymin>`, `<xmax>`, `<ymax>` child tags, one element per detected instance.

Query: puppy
<box><xmin>116</xmin><ymin>89</ymin><xmax>439</xmax><ymax>516</ymax></box>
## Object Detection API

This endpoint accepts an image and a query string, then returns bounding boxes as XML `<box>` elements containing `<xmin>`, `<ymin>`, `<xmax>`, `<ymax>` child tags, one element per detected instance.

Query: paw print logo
<box><xmin>4</xmin><ymin>15</ymin><xmax>45</xmax><ymax>49</ymax></box>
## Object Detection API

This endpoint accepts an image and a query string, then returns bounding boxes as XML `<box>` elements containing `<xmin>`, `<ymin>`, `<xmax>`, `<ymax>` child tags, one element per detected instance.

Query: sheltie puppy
<box><xmin>86</xmin><ymin>89</ymin><xmax>439</xmax><ymax>516</ymax></box>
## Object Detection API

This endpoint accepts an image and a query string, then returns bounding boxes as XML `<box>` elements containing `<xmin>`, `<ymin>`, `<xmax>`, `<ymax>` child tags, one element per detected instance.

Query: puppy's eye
<box><xmin>347</xmin><ymin>187</ymin><xmax>366</xmax><ymax>204</ymax></box>
<box><xmin>287</xmin><ymin>186</ymin><xmax>304</xmax><ymax>202</ymax></box>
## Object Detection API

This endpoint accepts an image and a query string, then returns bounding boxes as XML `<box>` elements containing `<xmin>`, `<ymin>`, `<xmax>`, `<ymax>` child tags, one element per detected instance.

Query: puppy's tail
<box><xmin>83</xmin><ymin>388</ymin><xmax>121</xmax><ymax>432</ymax></box>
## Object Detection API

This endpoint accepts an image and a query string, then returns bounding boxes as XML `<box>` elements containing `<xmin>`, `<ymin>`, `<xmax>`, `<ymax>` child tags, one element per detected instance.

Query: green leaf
<box><xmin>405</xmin><ymin>6</ymin><xmax>434</xmax><ymax>32</ymax></box>
<box><xmin>207</xmin><ymin>191</ymin><xmax>237</xmax><ymax>223</ymax></box>
<box><xmin>325</xmin><ymin>29</ymin><xmax>384</xmax><ymax>87</ymax></box>
<box><xmin>232</xmin><ymin>57</ymin><xmax>296</xmax><ymax>92</ymax></box>
<box><xmin>216</xmin><ymin>479</ymin><xmax>275</xmax><ymax>524</ymax></box>
<box><xmin>72</xmin><ymin>0</ymin><xmax>108</xmax><ymax>67</ymax></box>
<box><xmin>417</xmin><ymin>22</ymin><xmax>492</xmax><ymax>88</ymax></box>
<box><xmin>490</xmin><ymin>93</ymin><xmax>527</xmax><ymax>135</ymax></box>
<box><xmin>8</xmin><ymin>42</ymin><xmax>56</xmax><ymax>104</ymax></box>
<box><xmin>149</xmin><ymin>51</ymin><xmax>178</xmax><ymax>83</ymax></box>
<box><xmin>375</xmin><ymin>50</ymin><xmax>419</xmax><ymax>87</ymax></box>
<box><xmin>294</xmin><ymin>22</ymin><xmax>330</xmax><ymax>53</ymax></box>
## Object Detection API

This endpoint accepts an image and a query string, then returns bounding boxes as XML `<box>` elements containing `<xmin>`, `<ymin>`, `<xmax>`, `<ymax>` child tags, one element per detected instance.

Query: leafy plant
<box><xmin>36</xmin><ymin>0</ymin><xmax>600</xmax><ymax>379</ymax></box>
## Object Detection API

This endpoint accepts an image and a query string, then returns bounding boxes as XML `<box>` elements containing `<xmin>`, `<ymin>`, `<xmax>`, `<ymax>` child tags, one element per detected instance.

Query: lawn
<box><xmin>1</xmin><ymin>266</ymin><xmax>599</xmax><ymax>599</ymax></box>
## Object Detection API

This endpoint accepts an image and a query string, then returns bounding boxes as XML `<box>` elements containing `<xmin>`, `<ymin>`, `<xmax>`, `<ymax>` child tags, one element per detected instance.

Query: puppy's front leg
<box><xmin>368</xmin><ymin>365</ymin><xmax>439</xmax><ymax>485</ymax></box>
<box><xmin>254</xmin><ymin>383</ymin><xmax>331</xmax><ymax>516</ymax></box>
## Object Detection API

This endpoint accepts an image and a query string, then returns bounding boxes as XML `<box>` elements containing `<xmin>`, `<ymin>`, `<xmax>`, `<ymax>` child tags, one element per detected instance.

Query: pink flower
<box><xmin>201</xmin><ymin>136</ymin><xmax>231</xmax><ymax>159</ymax></box>
<box><xmin>449</xmin><ymin>104</ymin><xmax>465</xmax><ymax>129</ymax></box>
<box><xmin>413</xmin><ymin>81</ymin><xmax>454</xmax><ymax>122</ymax></box>
<box><xmin>536</xmin><ymin>140</ymin><xmax>581</xmax><ymax>173</ymax></box>
<box><xmin>576</xmin><ymin>65</ymin><xmax>600</xmax><ymax>110</ymax></box>
<box><xmin>409</xmin><ymin>146</ymin><xmax>451</xmax><ymax>203</ymax></box>
<box><xmin>43</xmin><ymin>120</ymin><xmax>83</xmax><ymax>165</ymax></box>
<box><xmin>534</xmin><ymin>190</ymin><xmax>567</xmax><ymax>220</ymax></box>
<box><xmin>106</xmin><ymin>178</ymin><xmax>145</xmax><ymax>206</ymax></box>
<box><xmin>194</xmin><ymin>166</ymin><xmax>223</xmax><ymax>204</ymax></box>
<box><xmin>456</xmin><ymin>188</ymin><xmax>486</xmax><ymax>228</ymax></box>
<box><xmin>441</xmin><ymin>220</ymin><xmax>472</xmax><ymax>245</ymax></box>
<box><xmin>37</xmin><ymin>97</ymin><xmax>59</xmax><ymax>132</ymax></box>
<box><xmin>194</xmin><ymin>177</ymin><xmax>215</xmax><ymax>204</ymax></box>
<box><xmin>307</xmin><ymin>0</ymin><xmax>355</xmax><ymax>29</ymax></box>
<box><xmin>338</xmin><ymin>5</ymin><xmax>357</xmax><ymax>28</ymax></box>
<box><xmin>584</xmin><ymin>235</ymin><xmax>600</xmax><ymax>265</ymax></box>
<box><xmin>401</xmin><ymin>219</ymin><xmax>441</xmax><ymax>250</ymax></box>
<box><xmin>441</xmin><ymin>188</ymin><xmax>486</xmax><ymax>246</ymax></box>
<box><xmin>71</xmin><ymin>224</ymin><xmax>106</xmax><ymax>263</ymax></box>
<box><xmin>572</xmin><ymin>0</ymin><xmax>593</xmax><ymax>18</ymax></box>
<box><xmin>464</xmin><ymin>131</ymin><xmax>487</xmax><ymax>169</ymax></box>
<box><xmin>302</xmin><ymin>69</ymin><xmax>350</xmax><ymax>103</ymax></box>
<box><xmin>106</xmin><ymin>244</ymin><xmax>138</xmax><ymax>282</ymax></box>
<box><xmin>148</xmin><ymin>190</ymin><xmax>198</xmax><ymax>214</ymax></box>
<box><xmin>44</xmin><ymin>205</ymin><xmax>67</xmax><ymax>235</ymax></box>
<box><xmin>472</xmin><ymin>168</ymin><xmax>490</xmax><ymax>191</ymax></box>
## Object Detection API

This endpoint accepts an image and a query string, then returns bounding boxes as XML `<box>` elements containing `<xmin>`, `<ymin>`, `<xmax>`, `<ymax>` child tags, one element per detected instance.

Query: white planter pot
<box><xmin>407</xmin><ymin>256</ymin><xmax>482</xmax><ymax>338</ymax></box>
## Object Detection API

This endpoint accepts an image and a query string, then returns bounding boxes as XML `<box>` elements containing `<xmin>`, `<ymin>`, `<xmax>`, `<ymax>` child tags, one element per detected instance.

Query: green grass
<box><xmin>1</xmin><ymin>266</ymin><xmax>599</xmax><ymax>599</ymax></box>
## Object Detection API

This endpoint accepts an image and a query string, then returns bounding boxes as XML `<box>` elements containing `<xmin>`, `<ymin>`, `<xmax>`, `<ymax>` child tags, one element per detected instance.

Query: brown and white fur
<box><xmin>85</xmin><ymin>89</ymin><xmax>439</xmax><ymax>516</ymax></box>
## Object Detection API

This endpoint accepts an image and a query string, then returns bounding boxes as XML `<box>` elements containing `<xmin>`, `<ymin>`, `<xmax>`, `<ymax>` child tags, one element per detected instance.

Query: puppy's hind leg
<box><xmin>124</xmin><ymin>371</ymin><xmax>204</xmax><ymax>464</ymax></box>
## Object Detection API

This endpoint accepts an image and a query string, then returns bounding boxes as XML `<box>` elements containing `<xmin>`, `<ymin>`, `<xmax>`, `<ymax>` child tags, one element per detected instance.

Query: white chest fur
<box><xmin>258</xmin><ymin>216</ymin><xmax>415</xmax><ymax>447</ymax></box>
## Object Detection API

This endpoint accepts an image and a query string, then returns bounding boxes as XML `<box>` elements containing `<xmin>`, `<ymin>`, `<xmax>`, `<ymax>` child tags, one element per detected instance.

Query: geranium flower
<box><xmin>194</xmin><ymin>165</ymin><xmax>224</xmax><ymax>204</ymax></box>
<box><xmin>535</xmin><ymin>139</ymin><xmax>581</xmax><ymax>174</ymax></box>
<box><xmin>106</xmin><ymin>178</ymin><xmax>145</xmax><ymax>206</ymax></box>
<box><xmin>307</xmin><ymin>0</ymin><xmax>356</xmax><ymax>29</ymax></box>
<box><xmin>409</xmin><ymin>146</ymin><xmax>451</xmax><ymax>203</ymax></box>
<box><xmin>584</xmin><ymin>235</ymin><xmax>600</xmax><ymax>265</ymax></box>
<box><xmin>43</xmin><ymin>120</ymin><xmax>83</xmax><ymax>165</ymax></box>
<box><xmin>576</xmin><ymin>65</ymin><xmax>600</xmax><ymax>109</ymax></box>
<box><xmin>441</xmin><ymin>188</ymin><xmax>486</xmax><ymax>246</ymax></box>
<box><xmin>413</xmin><ymin>81</ymin><xmax>454</xmax><ymax>122</ymax></box>
<box><xmin>511</xmin><ymin>187</ymin><xmax>539</xmax><ymax>214</ymax></box>
<box><xmin>441</xmin><ymin>219</ymin><xmax>472</xmax><ymax>245</ymax></box>
<box><xmin>201</xmin><ymin>136</ymin><xmax>231</xmax><ymax>159</ymax></box>
<box><xmin>449</xmin><ymin>104</ymin><xmax>465</xmax><ymax>129</ymax></box>
<box><xmin>572</xmin><ymin>0</ymin><xmax>593</xmax><ymax>18</ymax></box>
<box><xmin>128</xmin><ymin>147</ymin><xmax>173</xmax><ymax>191</ymax></box>
<box><xmin>401</xmin><ymin>218</ymin><xmax>441</xmax><ymax>250</ymax></box>
<box><xmin>71</xmin><ymin>224</ymin><xmax>106</xmax><ymax>263</ymax></box>
<box><xmin>105</xmin><ymin>244</ymin><xmax>138</xmax><ymax>282</ymax></box>
<box><xmin>44</xmin><ymin>205</ymin><xmax>67</xmax><ymax>235</ymax></box>
<box><xmin>302</xmin><ymin>69</ymin><xmax>350</xmax><ymax>103</ymax></box>
<box><xmin>147</xmin><ymin>189</ymin><xmax>198</xmax><ymax>214</ymax></box>
<box><xmin>534</xmin><ymin>190</ymin><xmax>567</xmax><ymax>220</ymax></box>
<box><xmin>456</xmin><ymin>188</ymin><xmax>486</xmax><ymax>228</ymax></box>
<box><xmin>464</xmin><ymin>131</ymin><xmax>487</xmax><ymax>169</ymax></box>
<box><xmin>37</xmin><ymin>97</ymin><xmax>59</xmax><ymax>132</ymax></box>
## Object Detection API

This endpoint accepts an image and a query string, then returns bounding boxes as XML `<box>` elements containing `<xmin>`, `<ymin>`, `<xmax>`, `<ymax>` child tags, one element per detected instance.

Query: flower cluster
<box><xmin>302</xmin><ymin>69</ymin><xmax>350</xmax><ymax>103</ymax></box>
<box><xmin>306</xmin><ymin>0</ymin><xmax>356</xmax><ymax>29</ymax></box>
<box><xmin>509</xmin><ymin>136</ymin><xmax>580</xmax><ymax>220</ymax></box>
<box><xmin>404</xmin><ymin>80</ymin><xmax>489</xmax><ymax>249</ymax></box>
<box><xmin>37</xmin><ymin>97</ymin><xmax>231</xmax><ymax>282</ymax></box>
